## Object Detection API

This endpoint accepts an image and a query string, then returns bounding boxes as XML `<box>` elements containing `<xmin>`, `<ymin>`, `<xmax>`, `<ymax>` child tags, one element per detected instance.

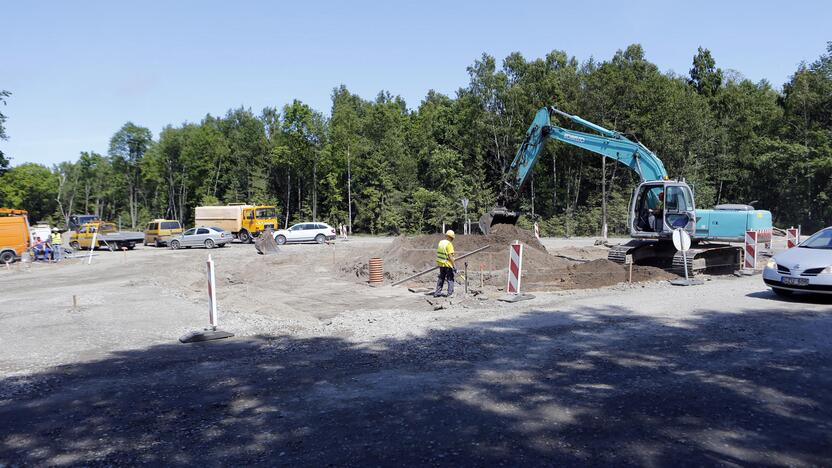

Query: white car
<box><xmin>273</xmin><ymin>222</ymin><xmax>336</xmax><ymax>245</ymax></box>
<box><xmin>763</xmin><ymin>227</ymin><xmax>832</xmax><ymax>296</ymax></box>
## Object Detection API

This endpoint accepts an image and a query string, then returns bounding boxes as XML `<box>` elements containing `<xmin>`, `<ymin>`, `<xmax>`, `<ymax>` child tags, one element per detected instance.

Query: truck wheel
<box><xmin>276</xmin><ymin>235</ymin><xmax>286</xmax><ymax>245</ymax></box>
<box><xmin>204</xmin><ymin>239</ymin><xmax>215</xmax><ymax>249</ymax></box>
<box><xmin>70</xmin><ymin>241</ymin><xmax>80</xmax><ymax>250</ymax></box>
<box><xmin>0</xmin><ymin>251</ymin><xmax>14</xmax><ymax>264</ymax></box>
<box><xmin>315</xmin><ymin>234</ymin><xmax>326</xmax><ymax>244</ymax></box>
<box><xmin>143</xmin><ymin>239</ymin><xmax>148</xmax><ymax>247</ymax></box>
<box><xmin>126</xmin><ymin>242</ymin><xmax>136</xmax><ymax>250</ymax></box>
<box><xmin>170</xmin><ymin>240</ymin><xmax>180</xmax><ymax>250</ymax></box>
<box><xmin>238</xmin><ymin>230</ymin><xmax>251</xmax><ymax>244</ymax></box>
<box><xmin>155</xmin><ymin>239</ymin><xmax>162</xmax><ymax>248</ymax></box>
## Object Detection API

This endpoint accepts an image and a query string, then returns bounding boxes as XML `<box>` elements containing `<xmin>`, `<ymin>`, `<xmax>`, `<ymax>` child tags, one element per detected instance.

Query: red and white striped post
<box><xmin>507</xmin><ymin>240</ymin><xmax>524</xmax><ymax>294</ymax></box>
<box><xmin>758</xmin><ymin>229</ymin><xmax>772</xmax><ymax>251</ymax></box>
<box><xmin>786</xmin><ymin>227</ymin><xmax>800</xmax><ymax>249</ymax></box>
<box><xmin>744</xmin><ymin>230</ymin><xmax>758</xmax><ymax>270</ymax></box>
<box><xmin>533</xmin><ymin>222</ymin><xmax>540</xmax><ymax>241</ymax></box>
<box><xmin>207</xmin><ymin>254</ymin><xmax>218</xmax><ymax>329</ymax></box>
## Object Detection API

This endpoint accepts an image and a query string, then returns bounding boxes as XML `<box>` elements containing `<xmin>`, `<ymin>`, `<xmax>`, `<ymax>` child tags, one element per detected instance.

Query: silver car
<box><xmin>763</xmin><ymin>227</ymin><xmax>832</xmax><ymax>296</ymax></box>
<box><xmin>169</xmin><ymin>226</ymin><xmax>231</xmax><ymax>250</ymax></box>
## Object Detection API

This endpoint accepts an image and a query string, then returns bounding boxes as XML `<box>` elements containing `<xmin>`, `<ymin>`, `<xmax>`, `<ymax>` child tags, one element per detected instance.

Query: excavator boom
<box><xmin>481</xmin><ymin>106</ymin><xmax>668</xmax><ymax>234</ymax></box>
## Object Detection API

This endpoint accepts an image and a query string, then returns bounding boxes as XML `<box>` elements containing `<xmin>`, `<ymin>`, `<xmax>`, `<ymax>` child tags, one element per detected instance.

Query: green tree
<box><xmin>0</xmin><ymin>163</ymin><xmax>58</xmax><ymax>221</ymax></box>
<box><xmin>109</xmin><ymin>122</ymin><xmax>153</xmax><ymax>228</ymax></box>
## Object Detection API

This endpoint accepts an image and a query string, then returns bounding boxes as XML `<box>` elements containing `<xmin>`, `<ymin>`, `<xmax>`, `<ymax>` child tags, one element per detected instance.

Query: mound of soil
<box><xmin>561</xmin><ymin>259</ymin><xmax>677</xmax><ymax>289</ymax></box>
<box><xmin>342</xmin><ymin>224</ymin><xmax>676</xmax><ymax>292</ymax></box>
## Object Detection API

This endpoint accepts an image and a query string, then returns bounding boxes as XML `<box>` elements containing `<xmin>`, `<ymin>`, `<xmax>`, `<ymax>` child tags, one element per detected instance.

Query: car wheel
<box><xmin>315</xmin><ymin>233</ymin><xmax>325</xmax><ymax>244</ymax></box>
<box><xmin>204</xmin><ymin>239</ymin><xmax>215</xmax><ymax>249</ymax></box>
<box><xmin>0</xmin><ymin>250</ymin><xmax>14</xmax><ymax>264</ymax></box>
<box><xmin>276</xmin><ymin>235</ymin><xmax>286</xmax><ymax>245</ymax></box>
<box><xmin>238</xmin><ymin>230</ymin><xmax>251</xmax><ymax>243</ymax></box>
<box><xmin>70</xmin><ymin>241</ymin><xmax>80</xmax><ymax>250</ymax></box>
<box><xmin>772</xmin><ymin>287</ymin><xmax>793</xmax><ymax>297</ymax></box>
<box><xmin>170</xmin><ymin>240</ymin><xmax>180</xmax><ymax>250</ymax></box>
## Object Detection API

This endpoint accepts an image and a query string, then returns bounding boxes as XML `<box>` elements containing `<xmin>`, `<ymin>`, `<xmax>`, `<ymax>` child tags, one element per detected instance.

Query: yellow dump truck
<box><xmin>0</xmin><ymin>208</ymin><xmax>32</xmax><ymax>263</ymax></box>
<box><xmin>194</xmin><ymin>204</ymin><xmax>278</xmax><ymax>243</ymax></box>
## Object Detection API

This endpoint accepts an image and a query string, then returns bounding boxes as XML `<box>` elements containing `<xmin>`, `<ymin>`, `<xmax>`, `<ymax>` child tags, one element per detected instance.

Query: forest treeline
<box><xmin>1</xmin><ymin>43</ymin><xmax>830</xmax><ymax>235</ymax></box>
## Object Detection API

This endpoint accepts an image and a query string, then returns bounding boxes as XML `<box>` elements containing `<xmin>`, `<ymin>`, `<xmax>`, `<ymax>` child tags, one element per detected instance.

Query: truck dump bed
<box><xmin>195</xmin><ymin>205</ymin><xmax>247</xmax><ymax>233</ymax></box>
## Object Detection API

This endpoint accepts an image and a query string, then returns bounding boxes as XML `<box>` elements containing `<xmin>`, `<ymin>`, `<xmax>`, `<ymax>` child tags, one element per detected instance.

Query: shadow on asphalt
<box><xmin>1</xmin><ymin>306</ymin><xmax>830</xmax><ymax>466</ymax></box>
<box><xmin>746</xmin><ymin>289</ymin><xmax>832</xmax><ymax>304</ymax></box>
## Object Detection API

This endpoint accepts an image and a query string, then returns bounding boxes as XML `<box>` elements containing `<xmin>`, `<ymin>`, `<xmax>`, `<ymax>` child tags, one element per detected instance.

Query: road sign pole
<box><xmin>671</xmin><ymin>228</ymin><xmax>702</xmax><ymax>286</ymax></box>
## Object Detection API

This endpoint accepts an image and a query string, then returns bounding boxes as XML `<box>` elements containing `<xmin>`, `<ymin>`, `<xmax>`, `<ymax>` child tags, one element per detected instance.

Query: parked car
<box><xmin>763</xmin><ymin>227</ymin><xmax>832</xmax><ymax>296</ymax></box>
<box><xmin>144</xmin><ymin>219</ymin><xmax>183</xmax><ymax>247</ymax></box>
<box><xmin>169</xmin><ymin>226</ymin><xmax>231</xmax><ymax>250</ymax></box>
<box><xmin>273</xmin><ymin>222</ymin><xmax>336</xmax><ymax>244</ymax></box>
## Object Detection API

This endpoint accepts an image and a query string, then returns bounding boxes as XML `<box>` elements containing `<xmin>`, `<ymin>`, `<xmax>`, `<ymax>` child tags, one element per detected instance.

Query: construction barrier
<box><xmin>787</xmin><ymin>227</ymin><xmax>800</xmax><ymax>249</ymax></box>
<box><xmin>757</xmin><ymin>228</ymin><xmax>772</xmax><ymax>250</ymax></box>
<box><xmin>744</xmin><ymin>230</ymin><xmax>758</xmax><ymax>270</ymax></box>
<box><xmin>534</xmin><ymin>222</ymin><xmax>540</xmax><ymax>241</ymax></box>
<box><xmin>507</xmin><ymin>241</ymin><xmax>523</xmax><ymax>294</ymax></box>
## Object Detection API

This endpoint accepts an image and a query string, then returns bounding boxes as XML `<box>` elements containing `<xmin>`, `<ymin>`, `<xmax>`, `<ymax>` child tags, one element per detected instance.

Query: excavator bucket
<box><xmin>254</xmin><ymin>227</ymin><xmax>279</xmax><ymax>255</ymax></box>
<box><xmin>478</xmin><ymin>207</ymin><xmax>520</xmax><ymax>235</ymax></box>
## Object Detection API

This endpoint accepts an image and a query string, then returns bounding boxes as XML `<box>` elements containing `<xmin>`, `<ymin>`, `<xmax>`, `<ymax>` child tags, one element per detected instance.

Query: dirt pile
<box><xmin>342</xmin><ymin>225</ymin><xmax>675</xmax><ymax>291</ymax></box>
<box><xmin>561</xmin><ymin>259</ymin><xmax>677</xmax><ymax>289</ymax></box>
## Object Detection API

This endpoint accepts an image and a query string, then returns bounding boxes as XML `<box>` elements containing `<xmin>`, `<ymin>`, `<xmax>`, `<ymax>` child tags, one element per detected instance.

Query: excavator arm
<box><xmin>480</xmin><ymin>107</ymin><xmax>669</xmax><ymax>233</ymax></box>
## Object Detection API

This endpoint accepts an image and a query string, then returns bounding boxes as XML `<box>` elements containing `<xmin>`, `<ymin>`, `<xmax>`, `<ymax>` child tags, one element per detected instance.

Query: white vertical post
<box><xmin>87</xmin><ymin>228</ymin><xmax>98</xmax><ymax>265</ymax></box>
<box><xmin>207</xmin><ymin>254</ymin><xmax>218</xmax><ymax>329</ymax></box>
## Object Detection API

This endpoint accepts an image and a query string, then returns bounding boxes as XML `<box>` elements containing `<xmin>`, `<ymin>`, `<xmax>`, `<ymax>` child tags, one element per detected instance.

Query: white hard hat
<box><xmin>446</xmin><ymin>230</ymin><xmax>455</xmax><ymax>239</ymax></box>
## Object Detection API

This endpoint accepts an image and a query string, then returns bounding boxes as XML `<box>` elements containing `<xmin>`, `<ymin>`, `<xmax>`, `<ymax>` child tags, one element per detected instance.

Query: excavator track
<box><xmin>670</xmin><ymin>244</ymin><xmax>740</xmax><ymax>275</ymax></box>
<box><xmin>608</xmin><ymin>240</ymin><xmax>741</xmax><ymax>275</ymax></box>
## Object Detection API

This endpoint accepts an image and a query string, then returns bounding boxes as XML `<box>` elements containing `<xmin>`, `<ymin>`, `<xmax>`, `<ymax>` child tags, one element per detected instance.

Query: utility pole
<box><xmin>461</xmin><ymin>198</ymin><xmax>469</xmax><ymax>235</ymax></box>
<box><xmin>347</xmin><ymin>148</ymin><xmax>353</xmax><ymax>234</ymax></box>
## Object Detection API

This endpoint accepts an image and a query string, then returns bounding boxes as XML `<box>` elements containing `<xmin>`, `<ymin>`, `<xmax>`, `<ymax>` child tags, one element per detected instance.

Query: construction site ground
<box><xmin>1</xmin><ymin>235</ymin><xmax>830</xmax><ymax>466</ymax></box>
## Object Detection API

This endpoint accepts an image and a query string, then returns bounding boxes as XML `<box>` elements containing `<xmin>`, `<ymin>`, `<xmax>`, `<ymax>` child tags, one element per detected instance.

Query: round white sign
<box><xmin>672</xmin><ymin>228</ymin><xmax>692</xmax><ymax>252</ymax></box>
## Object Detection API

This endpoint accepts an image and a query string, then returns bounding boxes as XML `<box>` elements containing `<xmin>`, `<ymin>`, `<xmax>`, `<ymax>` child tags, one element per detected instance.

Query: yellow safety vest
<box><xmin>51</xmin><ymin>232</ymin><xmax>62</xmax><ymax>244</ymax></box>
<box><xmin>436</xmin><ymin>239</ymin><xmax>454</xmax><ymax>267</ymax></box>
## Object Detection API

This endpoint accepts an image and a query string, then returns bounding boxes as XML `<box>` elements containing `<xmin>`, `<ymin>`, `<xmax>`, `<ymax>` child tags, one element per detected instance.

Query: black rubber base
<box><xmin>179</xmin><ymin>329</ymin><xmax>235</xmax><ymax>343</ymax></box>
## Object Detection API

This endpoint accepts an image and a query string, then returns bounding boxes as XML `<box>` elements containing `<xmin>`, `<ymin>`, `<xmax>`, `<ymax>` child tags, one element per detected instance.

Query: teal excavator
<box><xmin>480</xmin><ymin>106</ymin><xmax>773</xmax><ymax>274</ymax></box>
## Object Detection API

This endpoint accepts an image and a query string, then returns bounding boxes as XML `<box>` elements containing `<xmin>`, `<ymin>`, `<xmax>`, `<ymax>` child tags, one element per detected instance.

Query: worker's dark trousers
<box><xmin>434</xmin><ymin>267</ymin><xmax>455</xmax><ymax>297</ymax></box>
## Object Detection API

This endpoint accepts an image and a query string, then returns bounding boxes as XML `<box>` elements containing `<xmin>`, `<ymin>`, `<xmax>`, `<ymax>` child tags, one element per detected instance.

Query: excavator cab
<box><xmin>630</xmin><ymin>181</ymin><xmax>696</xmax><ymax>239</ymax></box>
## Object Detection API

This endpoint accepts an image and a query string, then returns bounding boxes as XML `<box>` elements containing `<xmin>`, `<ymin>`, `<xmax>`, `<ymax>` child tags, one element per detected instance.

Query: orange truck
<box><xmin>0</xmin><ymin>208</ymin><xmax>32</xmax><ymax>264</ymax></box>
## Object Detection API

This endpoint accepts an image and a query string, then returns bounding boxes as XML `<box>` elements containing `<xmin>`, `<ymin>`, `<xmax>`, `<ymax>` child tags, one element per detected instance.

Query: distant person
<box><xmin>50</xmin><ymin>228</ymin><xmax>62</xmax><ymax>261</ymax></box>
<box><xmin>33</xmin><ymin>237</ymin><xmax>51</xmax><ymax>261</ymax></box>
<box><xmin>433</xmin><ymin>230</ymin><xmax>456</xmax><ymax>297</ymax></box>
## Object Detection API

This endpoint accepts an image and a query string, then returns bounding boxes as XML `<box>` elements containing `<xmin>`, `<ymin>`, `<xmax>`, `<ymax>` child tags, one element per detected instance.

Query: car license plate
<box><xmin>782</xmin><ymin>277</ymin><xmax>809</xmax><ymax>286</ymax></box>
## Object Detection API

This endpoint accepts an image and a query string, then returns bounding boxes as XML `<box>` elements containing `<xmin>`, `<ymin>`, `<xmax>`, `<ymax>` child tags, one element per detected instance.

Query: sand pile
<box><xmin>343</xmin><ymin>224</ymin><xmax>676</xmax><ymax>291</ymax></box>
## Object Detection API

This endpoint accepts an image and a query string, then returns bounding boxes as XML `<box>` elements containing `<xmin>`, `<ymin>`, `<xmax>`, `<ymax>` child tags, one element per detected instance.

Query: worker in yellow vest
<box><xmin>433</xmin><ymin>230</ymin><xmax>456</xmax><ymax>297</ymax></box>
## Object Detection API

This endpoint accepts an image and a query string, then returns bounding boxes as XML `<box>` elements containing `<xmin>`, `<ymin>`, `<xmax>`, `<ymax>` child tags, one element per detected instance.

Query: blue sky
<box><xmin>2</xmin><ymin>0</ymin><xmax>829</xmax><ymax>166</ymax></box>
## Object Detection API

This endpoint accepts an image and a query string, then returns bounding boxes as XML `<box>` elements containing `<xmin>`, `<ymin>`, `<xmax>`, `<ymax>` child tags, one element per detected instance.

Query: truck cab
<box><xmin>69</xmin><ymin>222</ymin><xmax>116</xmax><ymax>249</ymax></box>
<box><xmin>629</xmin><ymin>180</ymin><xmax>696</xmax><ymax>239</ymax></box>
<box><xmin>242</xmin><ymin>206</ymin><xmax>278</xmax><ymax>235</ymax></box>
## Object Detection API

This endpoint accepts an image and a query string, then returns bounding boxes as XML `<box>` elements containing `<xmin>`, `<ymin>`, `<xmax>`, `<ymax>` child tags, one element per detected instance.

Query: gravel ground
<box><xmin>1</xmin><ymin>237</ymin><xmax>830</xmax><ymax>466</ymax></box>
